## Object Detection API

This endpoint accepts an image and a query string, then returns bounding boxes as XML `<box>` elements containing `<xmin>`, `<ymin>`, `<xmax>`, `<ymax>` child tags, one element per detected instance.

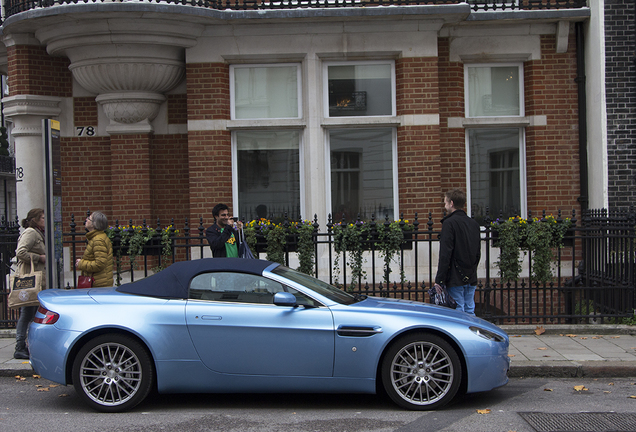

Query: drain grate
<box><xmin>519</xmin><ymin>412</ymin><xmax>636</xmax><ymax>432</ymax></box>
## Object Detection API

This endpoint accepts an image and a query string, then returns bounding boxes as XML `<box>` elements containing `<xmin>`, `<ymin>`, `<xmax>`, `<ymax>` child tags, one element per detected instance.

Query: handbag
<box><xmin>77</xmin><ymin>275</ymin><xmax>95</xmax><ymax>288</ymax></box>
<box><xmin>8</xmin><ymin>257</ymin><xmax>44</xmax><ymax>309</ymax></box>
<box><xmin>238</xmin><ymin>230</ymin><xmax>255</xmax><ymax>259</ymax></box>
<box><xmin>428</xmin><ymin>283</ymin><xmax>458</xmax><ymax>309</ymax></box>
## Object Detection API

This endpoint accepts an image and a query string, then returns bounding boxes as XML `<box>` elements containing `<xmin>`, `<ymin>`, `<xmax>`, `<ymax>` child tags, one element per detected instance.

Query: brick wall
<box><xmin>6</xmin><ymin>45</ymin><xmax>72</xmax><ymax>97</ymax></box>
<box><xmin>110</xmin><ymin>134</ymin><xmax>152</xmax><ymax>223</ymax></box>
<box><xmin>187</xmin><ymin>130</ymin><xmax>232</xmax><ymax>225</ymax></box>
<box><xmin>438</xmin><ymin>38</ymin><xmax>469</xmax><ymax>213</ymax></box>
<box><xmin>151</xmin><ymin>134</ymin><xmax>190</xmax><ymax>224</ymax></box>
<box><xmin>74</xmin><ymin>97</ymin><xmax>99</xmax><ymax>127</ymax></box>
<box><xmin>186</xmin><ymin>63</ymin><xmax>230</xmax><ymax>120</ymax></box>
<box><xmin>524</xmin><ymin>34</ymin><xmax>580</xmax><ymax>216</ymax></box>
<box><xmin>167</xmin><ymin>94</ymin><xmax>188</xmax><ymax>124</ymax></box>
<box><xmin>396</xmin><ymin>57</ymin><xmax>442</xmax><ymax>220</ymax></box>
<box><xmin>605</xmin><ymin>0</ymin><xmax>636</xmax><ymax>212</ymax></box>
<box><xmin>60</xmin><ymin>136</ymin><xmax>112</xmax><ymax>228</ymax></box>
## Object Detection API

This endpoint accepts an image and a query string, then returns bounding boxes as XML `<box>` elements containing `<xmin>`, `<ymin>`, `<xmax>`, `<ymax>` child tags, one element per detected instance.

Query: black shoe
<box><xmin>13</xmin><ymin>349</ymin><xmax>29</xmax><ymax>360</ymax></box>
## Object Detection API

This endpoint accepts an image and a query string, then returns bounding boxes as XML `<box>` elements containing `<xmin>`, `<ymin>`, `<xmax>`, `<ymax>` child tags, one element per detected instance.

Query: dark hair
<box><xmin>21</xmin><ymin>208</ymin><xmax>44</xmax><ymax>229</ymax></box>
<box><xmin>90</xmin><ymin>211</ymin><xmax>109</xmax><ymax>231</ymax></box>
<box><xmin>445</xmin><ymin>189</ymin><xmax>466</xmax><ymax>209</ymax></box>
<box><xmin>212</xmin><ymin>203</ymin><xmax>229</xmax><ymax>219</ymax></box>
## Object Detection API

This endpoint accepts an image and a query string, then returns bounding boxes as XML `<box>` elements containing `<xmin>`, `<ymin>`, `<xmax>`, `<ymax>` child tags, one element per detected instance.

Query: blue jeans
<box><xmin>16</xmin><ymin>306</ymin><xmax>38</xmax><ymax>343</ymax></box>
<box><xmin>447</xmin><ymin>284</ymin><xmax>476</xmax><ymax>315</ymax></box>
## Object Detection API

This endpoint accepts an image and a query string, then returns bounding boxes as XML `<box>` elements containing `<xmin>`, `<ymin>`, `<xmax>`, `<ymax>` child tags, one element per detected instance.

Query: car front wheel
<box><xmin>381</xmin><ymin>333</ymin><xmax>461</xmax><ymax>410</ymax></box>
<box><xmin>72</xmin><ymin>334</ymin><xmax>154</xmax><ymax>413</ymax></box>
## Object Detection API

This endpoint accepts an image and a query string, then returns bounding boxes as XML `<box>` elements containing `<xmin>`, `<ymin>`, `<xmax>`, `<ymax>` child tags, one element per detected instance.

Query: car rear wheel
<box><xmin>381</xmin><ymin>333</ymin><xmax>461</xmax><ymax>410</ymax></box>
<box><xmin>72</xmin><ymin>334</ymin><xmax>154</xmax><ymax>413</ymax></box>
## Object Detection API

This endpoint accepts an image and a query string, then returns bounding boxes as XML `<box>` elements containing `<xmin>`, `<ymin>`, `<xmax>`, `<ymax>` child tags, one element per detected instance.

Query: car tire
<box><xmin>72</xmin><ymin>334</ymin><xmax>154</xmax><ymax>413</ymax></box>
<box><xmin>381</xmin><ymin>333</ymin><xmax>461</xmax><ymax>410</ymax></box>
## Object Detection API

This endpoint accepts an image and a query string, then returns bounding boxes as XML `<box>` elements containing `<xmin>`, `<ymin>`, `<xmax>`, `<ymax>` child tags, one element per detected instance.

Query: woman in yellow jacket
<box><xmin>75</xmin><ymin>211</ymin><xmax>114</xmax><ymax>288</ymax></box>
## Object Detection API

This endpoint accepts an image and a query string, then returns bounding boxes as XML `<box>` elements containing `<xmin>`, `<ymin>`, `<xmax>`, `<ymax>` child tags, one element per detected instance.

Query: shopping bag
<box><xmin>238</xmin><ymin>230</ymin><xmax>255</xmax><ymax>259</ymax></box>
<box><xmin>77</xmin><ymin>275</ymin><xmax>94</xmax><ymax>288</ymax></box>
<box><xmin>8</xmin><ymin>258</ymin><xmax>43</xmax><ymax>309</ymax></box>
<box><xmin>428</xmin><ymin>283</ymin><xmax>458</xmax><ymax>309</ymax></box>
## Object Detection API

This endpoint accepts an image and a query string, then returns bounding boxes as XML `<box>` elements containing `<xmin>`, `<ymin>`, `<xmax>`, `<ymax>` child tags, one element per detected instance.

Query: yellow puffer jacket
<box><xmin>77</xmin><ymin>230</ymin><xmax>114</xmax><ymax>288</ymax></box>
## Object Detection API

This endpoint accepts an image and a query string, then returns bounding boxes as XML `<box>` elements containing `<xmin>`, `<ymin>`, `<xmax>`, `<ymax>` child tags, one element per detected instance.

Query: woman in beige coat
<box><xmin>75</xmin><ymin>211</ymin><xmax>114</xmax><ymax>288</ymax></box>
<box><xmin>14</xmin><ymin>208</ymin><xmax>47</xmax><ymax>359</ymax></box>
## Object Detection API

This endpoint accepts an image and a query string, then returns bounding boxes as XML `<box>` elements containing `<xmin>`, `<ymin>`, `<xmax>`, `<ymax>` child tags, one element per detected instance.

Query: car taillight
<box><xmin>33</xmin><ymin>306</ymin><xmax>59</xmax><ymax>325</ymax></box>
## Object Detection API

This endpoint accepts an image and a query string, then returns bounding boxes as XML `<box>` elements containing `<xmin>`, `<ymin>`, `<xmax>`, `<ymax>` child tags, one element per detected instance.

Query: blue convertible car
<box><xmin>29</xmin><ymin>258</ymin><xmax>509</xmax><ymax>412</ymax></box>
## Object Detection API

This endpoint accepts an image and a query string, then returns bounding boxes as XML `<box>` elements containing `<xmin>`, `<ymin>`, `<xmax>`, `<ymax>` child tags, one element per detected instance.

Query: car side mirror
<box><xmin>273</xmin><ymin>292</ymin><xmax>297</xmax><ymax>307</ymax></box>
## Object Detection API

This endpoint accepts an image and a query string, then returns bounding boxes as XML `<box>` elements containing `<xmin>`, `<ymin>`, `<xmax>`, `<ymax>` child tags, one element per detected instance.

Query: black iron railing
<box><xmin>2</xmin><ymin>0</ymin><xmax>589</xmax><ymax>21</ymax></box>
<box><xmin>0</xmin><ymin>206</ymin><xmax>633</xmax><ymax>328</ymax></box>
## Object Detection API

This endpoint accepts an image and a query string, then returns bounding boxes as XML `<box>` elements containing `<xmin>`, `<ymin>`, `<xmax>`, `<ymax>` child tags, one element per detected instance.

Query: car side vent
<box><xmin>337</xmin><ymin>326</ymin><xmax>382</xmax><ymax>337</ymax></box>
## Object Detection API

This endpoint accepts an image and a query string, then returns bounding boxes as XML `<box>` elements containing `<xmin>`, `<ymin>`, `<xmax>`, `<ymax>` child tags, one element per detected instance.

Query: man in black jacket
<box><xmin>206</xmin><ymin>203</ymin><xmax>243</xmax><ymax>257</ymax></box>
<box><xmin>434</xmin><ymin>189</ymin><xmax>481</xmax><ymax>314</ymax></box>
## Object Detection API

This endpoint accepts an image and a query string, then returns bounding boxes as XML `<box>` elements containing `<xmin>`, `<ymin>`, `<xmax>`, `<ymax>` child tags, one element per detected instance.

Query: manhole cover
<box><xmin>520</xmin><ymin>412</ymin><xmax>636</xmax><ymax>432</ymax></box>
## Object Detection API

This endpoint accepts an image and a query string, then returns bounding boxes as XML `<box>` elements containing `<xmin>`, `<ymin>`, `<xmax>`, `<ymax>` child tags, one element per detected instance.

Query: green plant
<box><xmin>106</xmin><ymin>224</ymin><xmax>177</xmax><ymax>284</ymax></box>
<box><xmin>492</xmin><ymin>216</ymin><xmax>525</xmax><ymax>281</ymax></box>
<box><xmin>292</xmin><ymin>220</ymin><xmax>315</xmax><ymax>276</ymax></box>
<box><xmin>333</xmin><ymin>222</ymin><xmax>370</xmax><ymax>291</ymax></box>
<box><xmin>492</xmin><ymin>215</ymin><xmax>573</xmax><ymax>284</ymax></box>
<box><xmin>375</xmin><ymin>220</ymin><xmax>407</xmax><ymax>286</ymax></box>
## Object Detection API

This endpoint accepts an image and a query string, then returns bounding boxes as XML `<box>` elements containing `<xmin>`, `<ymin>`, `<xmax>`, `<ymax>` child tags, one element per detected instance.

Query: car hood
<box><xmin>351</xmin><ymin>295</ymin><xmax>506</xmax><ymax>334</ymax></box>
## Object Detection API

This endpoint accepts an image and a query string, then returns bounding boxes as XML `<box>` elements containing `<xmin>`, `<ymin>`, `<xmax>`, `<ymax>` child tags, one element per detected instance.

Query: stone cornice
<box><xmin>2</xmin><ymin>95</ymin><xmax>62</xmax><ymax>119</ymax></box>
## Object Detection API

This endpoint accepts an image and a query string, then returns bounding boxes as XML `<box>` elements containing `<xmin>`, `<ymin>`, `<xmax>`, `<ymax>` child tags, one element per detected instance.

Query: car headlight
<box><xmin>470</xmin><ymin>326</ymin><xmax>505</xmax><ymax>342</ymax></box>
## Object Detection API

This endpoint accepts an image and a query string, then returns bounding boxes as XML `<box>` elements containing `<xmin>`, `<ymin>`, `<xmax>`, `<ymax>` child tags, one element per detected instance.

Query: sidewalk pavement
<box><xmin>0</xmin><ymin>325</ymin><xmax>635</xmax><ymax>378</ymax></box>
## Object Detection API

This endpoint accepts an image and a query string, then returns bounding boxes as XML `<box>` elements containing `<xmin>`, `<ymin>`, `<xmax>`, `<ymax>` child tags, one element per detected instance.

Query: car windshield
<box><xmin>271</xmin><ymin>266</ymin><xmax>358</xmax><ymax>305</ymax></box>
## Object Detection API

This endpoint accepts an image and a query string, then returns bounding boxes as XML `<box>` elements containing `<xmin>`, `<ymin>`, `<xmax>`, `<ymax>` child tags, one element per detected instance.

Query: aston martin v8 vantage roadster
<box><xmin>28</xmin><ymin>258</ymin><xmax>509</xmax><ymax>412</ymax></box>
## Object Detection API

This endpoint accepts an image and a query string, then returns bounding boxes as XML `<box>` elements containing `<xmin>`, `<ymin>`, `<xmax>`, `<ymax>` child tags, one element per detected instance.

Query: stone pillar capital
<box><xmin>3</xmin><ymin>95</ymin><xmax>62</xmax><ymax>120</ymax></box>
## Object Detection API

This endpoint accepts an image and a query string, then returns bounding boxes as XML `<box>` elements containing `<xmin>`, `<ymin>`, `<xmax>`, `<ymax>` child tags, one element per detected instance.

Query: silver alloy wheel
<box><xmin>78</xmin><ymin>342</ymin><xmax>143</xmax><ymax>407</ymax></box>
<box><xmin>389</xmin><ymin>340</ymin><xmax>454</xmax><ymax>406</ymax></box>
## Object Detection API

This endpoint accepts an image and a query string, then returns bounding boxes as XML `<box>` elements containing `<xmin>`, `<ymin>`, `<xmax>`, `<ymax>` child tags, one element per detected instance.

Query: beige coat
<box><xmin>77</xmin><ymin>230</ymin><xmax>114</xmax><ymax>288</ymax></box>
<box><xmin>15</xmin><ymin>227</ymin><xmax>47</xmax><ymax>288</ymax></box>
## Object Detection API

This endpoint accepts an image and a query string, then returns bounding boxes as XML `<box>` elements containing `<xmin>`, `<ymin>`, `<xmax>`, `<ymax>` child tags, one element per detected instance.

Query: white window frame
<box><xmin>465</xmin><ymin>127</ymin><xmax>527</xmax><ymax>219</ymax></box>
<box><xmin>322</xmin><ymin>60</ymin><xmax>396</xmax><ymax>118</ymax></box>
<box><xmin>230</xmin><ymin>63</ymin><xmax>303</xmax><ymax>121</ymax></box>
<box><xmin>464</xmin><ymin>63</ymin><xmax>525</xmax><ymax>119</ymax></box>
<box><xmin>324</xmin><ymin>127</ymin><xmax>399</xmax><ymax>220</ymax></box>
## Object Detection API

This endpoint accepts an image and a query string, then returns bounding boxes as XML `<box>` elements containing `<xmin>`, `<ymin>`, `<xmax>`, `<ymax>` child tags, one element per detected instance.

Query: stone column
<box><xmin>2</xmin><ymin>95</ymin><xmax>61</xmax><ymax>220</ymax></box>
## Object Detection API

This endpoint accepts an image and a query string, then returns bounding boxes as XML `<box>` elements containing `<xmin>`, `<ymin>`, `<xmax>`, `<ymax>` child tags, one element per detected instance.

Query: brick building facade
<box><xmin>0</xmin><ymin>2</ymin><xmax>597</xmax><ymax>230</ymax></box>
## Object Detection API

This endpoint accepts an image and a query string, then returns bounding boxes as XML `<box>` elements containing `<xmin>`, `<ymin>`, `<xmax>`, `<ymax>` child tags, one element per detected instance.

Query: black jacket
<box><xmin>205</xmin><ymin>223</ymin><xmax>241</xmax><ymax>258</ymax></box>
<box><xmin>435</xmin><ymin>210</ymin><xmax>481</xmax><ymax>287</ymax></box>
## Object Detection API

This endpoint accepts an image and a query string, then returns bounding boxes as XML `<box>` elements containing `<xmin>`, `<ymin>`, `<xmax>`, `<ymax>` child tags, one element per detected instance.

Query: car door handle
<box><xmin>200</xmin><ymin>315</ymin><xmax>222</xmax><ymax>320</ymax></box>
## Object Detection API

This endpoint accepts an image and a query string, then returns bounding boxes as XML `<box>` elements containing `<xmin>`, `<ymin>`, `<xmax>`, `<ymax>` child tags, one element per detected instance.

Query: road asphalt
<box><xmin>0</xmin><ymin>325</ymin><xmax>635</xmax><ymax>378</ymax></box>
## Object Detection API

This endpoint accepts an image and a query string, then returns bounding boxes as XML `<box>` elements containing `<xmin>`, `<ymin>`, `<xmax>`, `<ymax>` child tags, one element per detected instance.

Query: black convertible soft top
<box><xmin>116</xmin><ymin>258</ymin><xmax>278</xmax><ymax>299</ymax></box>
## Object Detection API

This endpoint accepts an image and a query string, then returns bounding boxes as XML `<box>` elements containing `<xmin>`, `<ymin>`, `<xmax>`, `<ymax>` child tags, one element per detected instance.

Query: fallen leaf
<box><xmin>592</xmin><ymin>336</ymin><xmax>601</xmax><ymax>339</ymax></box>
<box><xmin>49</xmin><ymin>385</ymin><xmax>59</xmax><ymax>388</ymax></box>
<box><xmin>476</xmin><ymin>409</ymin><xmax>491</xmax><ymax>414</ymax></box>
<box><xmin>21</xmin><ymin>361</ymin><xmax>29</xmax><ymax>365</ymax></box>
<box><xmin>631</xmin><ymin>347</ymin><xmax>636</xmax><ymax>350</ymax></box>
<box><xmin>508</xmin><ymin>354</ymin><xmax>515</xmax><ymax>357</ymax></box>
<box><xmin>537</xmin><ymin>347</ymin><xmax>548</xmax><ymax>350</ymax></box>
<box><xmin>511</xmin><ymin>335</ymin><xmax>522</xmax><ymax>338</ymax></box>
<box><xmin>32</xmin><ymin>375</ymin><xmax>40</xmax><ymax>379</ymax></box>
<box><xmin>629</xmin><ymin>396</ymin><xmax>636</xmax><ymax>399</ymax></box>
<box><xmin>35</xmin><ymin>385</ymin><xmax>43</xmax><ymax>388</ymax></box>
<box><xmin>543</xmin><ymin>355</ymin><xmax>551</xmax><ymax>357</ymax></box>
<box><xmin>609</xmin><ymin>383</ymin><xmax>615</xmax><ymax>386</ymax></box>
<box><xmin>534</xmin><ymin>326</ymin><xmax>546</xmax><ymax>335</ymax></box>
<box><xmin>574</xmin><ymin>385</ymin><xmax>588</xmax><ymax>391</ymax></box>
<box><xmin>36</xmin><ymin>388</ymin><xmax>49</xmax><ymax>392</ymax></box>
<box><xmin>580</xmin><ymin>337</ymin><xmax>588</xmax><ymax>340</ymax></box>
<box><xmin>566</xmin><ymin>334</ymin><xmax>577</xmax><ymax>337</ymax></box>
<box><xmin>604</xmin><ymin>391</ymin><xmax>611</xmax><ymax>394</ymax></box>
<box><xmin>611</xmin><ymin>336</ymin><xmax>621</xmax><ymax>339</ymax></box>
<box><xmin>544</xmin><ymin>388</ymin><xmax>553</xmax><ymax>392</ymax></box>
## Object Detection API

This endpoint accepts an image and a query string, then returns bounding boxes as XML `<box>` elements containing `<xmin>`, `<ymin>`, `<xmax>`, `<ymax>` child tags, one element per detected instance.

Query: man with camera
<box><xmin>205</xmin><ymin>203</ymin><xmax>244</xmax><ymax>258</ymax></box>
